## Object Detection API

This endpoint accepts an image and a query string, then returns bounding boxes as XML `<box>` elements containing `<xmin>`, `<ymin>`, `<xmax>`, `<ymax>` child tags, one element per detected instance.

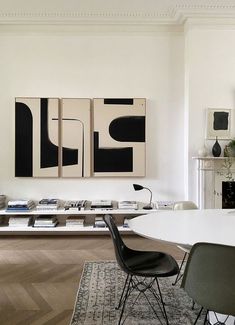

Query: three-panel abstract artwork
<box><xmin>15</xmin><ymin>97</ymin><xmax>146</xmax><ymax>178</ymax></box>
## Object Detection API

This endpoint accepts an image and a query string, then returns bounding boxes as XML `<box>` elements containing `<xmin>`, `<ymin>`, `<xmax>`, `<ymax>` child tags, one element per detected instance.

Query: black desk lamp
<box><xmin>133</xmin><ymin>184</ymin><xmax>153</xmax><ymax>210</ymax></box>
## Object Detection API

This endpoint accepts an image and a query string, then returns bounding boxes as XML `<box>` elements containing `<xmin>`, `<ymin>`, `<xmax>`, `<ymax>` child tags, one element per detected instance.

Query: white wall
<box><xmin>186</xmin><ymin>25</ymin><xmax>235</xmax><ymax>203</ymax></box>
<box><xmin>0</xmin><ymin>28</ymin><xmax>185</xmax><ymax>202</ymax></box>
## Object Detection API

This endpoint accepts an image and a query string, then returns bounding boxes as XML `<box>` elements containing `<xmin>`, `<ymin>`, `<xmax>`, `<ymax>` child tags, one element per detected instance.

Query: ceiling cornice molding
<box><xmin>0</xmin><ymin>11</ymin><xmax>174</xmax><ymax>25</ymax></box>
<box><xmin>0</xmin><ymin>4</ymin><xmax>235</xmax><ymax>26</ymax></box>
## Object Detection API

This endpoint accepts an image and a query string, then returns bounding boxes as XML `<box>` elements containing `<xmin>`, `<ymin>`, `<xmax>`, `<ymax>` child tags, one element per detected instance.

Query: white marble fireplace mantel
<box><xmin>193</xmin><ymin>157</ymin><xmax>235</xmax><ymax>209</ymax></box>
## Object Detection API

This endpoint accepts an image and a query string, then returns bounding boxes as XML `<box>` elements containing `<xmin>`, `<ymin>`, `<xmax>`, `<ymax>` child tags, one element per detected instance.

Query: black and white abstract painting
<box><xmin>15</xmin><ymin>97</ymin><xmax>59</xmax><ymax>177</ymax></box>
<box><xmin>93</xmin><ymin>98</ymin><xmax>146</xmax><ymax>177</ymax></box>
<box><xmin>61</xmin><ymin>98</ymin><xmax>91</xmax><ymax>177</ymax></box>
<box><xmin>15</xmin><ymin>97</ymin><xmax>146</xmax><ymax>178</ymax></box>
<box><xmin>206</xmin><ymin>108</ymin><xmax>231</xmax><ymax>139</ymax></box>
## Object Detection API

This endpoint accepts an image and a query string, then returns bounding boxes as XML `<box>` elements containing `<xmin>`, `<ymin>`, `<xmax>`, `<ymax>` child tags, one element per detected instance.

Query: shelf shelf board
<box><xmin>0</xmin><ymin>225</ymin><xmax>132</xmax><ymax>235</ymax></box>
<box><xmin>0</xmin><ymin>208</ymin><xmax>158</xmax><ymax>216</ymax></box>
<box><xmin>0</xmin><ymin>205</ymin><xmax>159</xmax><ymax>235</ymax></box>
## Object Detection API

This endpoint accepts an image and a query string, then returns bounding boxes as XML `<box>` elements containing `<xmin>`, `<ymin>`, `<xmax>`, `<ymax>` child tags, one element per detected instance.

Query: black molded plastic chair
<box><xmin>103</xmin><ymin>214</ymin><xmax>179</xmax><ymax>325</ymax></box>
<box><xmin>181</xmin><ymin>242</ymin><xmax>235</xmax><ymax>324</ymax></box>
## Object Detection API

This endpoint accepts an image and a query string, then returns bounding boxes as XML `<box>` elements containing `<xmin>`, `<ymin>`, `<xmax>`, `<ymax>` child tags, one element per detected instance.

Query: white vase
<box><xmin>198</xmin><ymin>146</ymin><xmax>208</xmax><ymax>157</ymax></box>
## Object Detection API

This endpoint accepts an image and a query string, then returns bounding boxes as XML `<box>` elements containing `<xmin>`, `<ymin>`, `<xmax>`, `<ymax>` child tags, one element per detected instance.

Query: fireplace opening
<box><xmin>222</xmin><ymin>181</ymin><xmax>235</xmax><ymax>209</ymax></box>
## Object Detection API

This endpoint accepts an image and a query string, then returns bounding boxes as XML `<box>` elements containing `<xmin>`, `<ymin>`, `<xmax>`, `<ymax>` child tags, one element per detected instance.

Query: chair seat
<box><xmin>125</xmin><ymin>250</ymin><xmax>179</xmax><ymax>277</ymax></box>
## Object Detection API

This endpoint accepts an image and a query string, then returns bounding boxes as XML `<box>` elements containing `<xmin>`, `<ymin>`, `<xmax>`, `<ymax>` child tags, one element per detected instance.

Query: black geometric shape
<box><xmin>15</xmin><ymin>102</ymin><xmax>33</xmax><ymax>177</ymax></box>
<box><xmin>93</xmin><ymin>132</ymin><xmax>133</xmax><ymax>173</ymax></box>
<box><xmin>62</xmin><ymin>147</ymin><xmax>78</xmax><ymax>166</ymax></box>
<box><xmin>61</xmin><ymin>118</ymin><xmax>82</xmax><ymax>170</ymax></box>
<box><xmin>104</xmin><ymin>98</ymin><xmax>133</xmax><ymax>105</ymax></box>
<box><xmin>213</xmin><ymin>112</ymin><xmax>229</xmax><ymax>130</ymax></box>
<box><xmin>40</xmin><ymin>98</ymin><xmax>59</xmax><ymax>169</ymax></box>
<box><xmin>109</xmin><ymin>116</ymin><xmax>145</xmax><ymax>142</ymax></box>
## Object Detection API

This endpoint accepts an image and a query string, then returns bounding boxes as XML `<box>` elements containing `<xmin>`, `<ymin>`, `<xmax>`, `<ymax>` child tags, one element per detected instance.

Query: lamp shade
<box><xmin>133</xmin><ymin>184</ymin><xmax>144</xmax><ymax>191</ymax></box>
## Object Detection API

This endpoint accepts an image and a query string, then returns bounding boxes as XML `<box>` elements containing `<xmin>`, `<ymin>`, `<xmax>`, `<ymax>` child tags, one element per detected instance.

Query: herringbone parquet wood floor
<box><xmin>0</xmin><ymin>235</ymin><xmax>183</xmax><ymax>325</ymax></box>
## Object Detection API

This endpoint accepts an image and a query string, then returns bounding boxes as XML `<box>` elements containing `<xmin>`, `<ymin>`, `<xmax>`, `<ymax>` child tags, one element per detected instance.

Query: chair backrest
<box><xmin>173</xmin><ymin>201</ymin><xmax>198</xmax><ymax>210</ymax></box>
<box><xmin>181</xmin><ymin>242</ymin><xmax>235</xmax><ymax>316</ymax></box>
<box><xmin>103</xmin><ymin>214</ymin><xmax>130</xmax><ymax>274</ymax></box>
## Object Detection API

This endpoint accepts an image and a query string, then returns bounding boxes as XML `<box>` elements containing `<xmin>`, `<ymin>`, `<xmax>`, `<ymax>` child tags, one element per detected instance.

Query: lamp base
<box><xmin>143</xmin><ymin>205</ymin><xmax>153</xmax><ymax>210</ymax></box>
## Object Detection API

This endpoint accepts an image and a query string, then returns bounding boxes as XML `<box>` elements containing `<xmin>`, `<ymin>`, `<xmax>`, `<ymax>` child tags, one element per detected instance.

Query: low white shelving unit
<box><xmin>0</xmin><ymin>205</ymin><xmax>159</xmax><ymax>235</ymax></box>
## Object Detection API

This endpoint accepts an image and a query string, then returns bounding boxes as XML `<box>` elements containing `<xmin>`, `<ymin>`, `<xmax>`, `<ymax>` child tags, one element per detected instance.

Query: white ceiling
<box><xmin>0</xmin><ymin>0</ymin><xmax>235</xmax><ymax>24</ymax></box>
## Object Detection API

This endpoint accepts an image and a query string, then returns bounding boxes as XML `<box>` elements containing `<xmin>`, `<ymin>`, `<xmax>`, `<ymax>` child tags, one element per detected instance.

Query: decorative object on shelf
<box><xmin>212</xmin><ymin>136</ymin><xmax>221</xmax><ymax>157</ymax></box>
<box><xmin>224</xmin><ymin>145</ymin><xmax>229</xmax><ymax>157</ymax></box>
<box><xmin>206</xmin><ymin>108</ymin><xmax>231</xmax><ymax>139</ymax></box>
<box><xmin>224</xmin><ymin>139</ymin><xmax>235</xmax><ymax>157</ymax></box>
<box><xmin>133</xmin><ymin>183</ymin><xmax>153</xmax><ymax>209</ymax></box>
<box><xmin>198</xmin><ymin>145</ymin><xmax>208</xmax><ymax>157</ymax></box>
<box><xmin>0</xmin><ymin>195</ymin><xmax>6</xmax><ymax>209</ymax></box>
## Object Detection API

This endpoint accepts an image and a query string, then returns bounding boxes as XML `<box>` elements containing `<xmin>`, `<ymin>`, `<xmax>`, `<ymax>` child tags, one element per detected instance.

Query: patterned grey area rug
<box><xmin>70</xmin><ymin>261</ymin><xmax>204</xmax><ymax>325</ymax></box>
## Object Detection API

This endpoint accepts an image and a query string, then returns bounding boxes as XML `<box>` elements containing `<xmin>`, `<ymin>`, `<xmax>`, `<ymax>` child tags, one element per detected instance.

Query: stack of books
<box><xmin>0</xmin><ymin>195</ymin><xmax>6</xmax><ymax>209</ymax></box>
<box><xmin>64</xmin><ymin>200</ymin><xmax>86</xmax><ymax>211</ymax></box>
<box><xmin>94</xmin><ymin>216</ymin><xmax>107</xmax><ymax>228</ymax></box>
<box><xmin>8</xmin><ymin>216</ymin><xmax>32</xmax><ymax>227</ymax></box>
<box><xmin>36</xmin><ymin>199</ymin><xmax>60</xmax><ymax>211</ymax></box>
<box><xmin>118</xmin><ymin>201</ymin><xmax>138</xmax><ymax>210</ymax></box>
<box><xmin>66</xmin><ymin>216</ymin><xmax>84</xmax><ymax>227</ymax></box>
<box><xmin>156</xmin><ymin>201</ymin><xmax>174</xmax><ymax>209</ymax></box>
<box><xmin>33</xmin><ymin>216</ymin><xmax>58</xmax><ymax>228</ymax></box>
<box><xmin>91</xmin><ymin>200</ymin><xmax>113</xmax><ymax>209</ymax></box>
<box><xmin>6</xmin><ymin>200</ymin><xmax>35</xmax><ymax>212</ymax></box>
<box><xmin>123</xmin><ymin>218</ymin><xmax>130</xmax><ymax>228</ymax></box>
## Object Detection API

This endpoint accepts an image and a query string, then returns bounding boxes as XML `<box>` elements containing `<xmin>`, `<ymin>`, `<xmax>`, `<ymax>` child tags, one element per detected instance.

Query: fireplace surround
<box><xmin>193</xmin><ymin>157</ymin><xmax>235</xmax><ymax>209</ymax></box>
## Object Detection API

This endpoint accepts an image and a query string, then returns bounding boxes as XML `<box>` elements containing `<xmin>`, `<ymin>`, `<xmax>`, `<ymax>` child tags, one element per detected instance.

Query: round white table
<box><xmin>128</xmin><ymin>209</ymin><xmax>235</xmax><ymax>247</ymax></box>
<box><xmin>128</xmin><ymin>209</ymin><xmax>235</xmax><ymax>324</ymax></box>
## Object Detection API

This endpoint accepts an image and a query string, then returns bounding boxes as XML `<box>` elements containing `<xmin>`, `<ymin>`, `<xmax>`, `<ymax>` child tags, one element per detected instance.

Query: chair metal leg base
<box><xmin>116</xmin><ymin>274</ymin><xmax>130</xmax><ymax>310</ymax></box>
<box><xmin>193</xmin><ymin>309</ymin><xmax>232</xmax><ymax>325</ymax></box>
<box><xmin>117</xmin><ymin>275</ymin><xmax>170</xmax><ymax>325</ymax></box>
<box><xmin>172</xmin><ymin>252</ymin><xmax>188</xmax><ymax>286</ymax></box>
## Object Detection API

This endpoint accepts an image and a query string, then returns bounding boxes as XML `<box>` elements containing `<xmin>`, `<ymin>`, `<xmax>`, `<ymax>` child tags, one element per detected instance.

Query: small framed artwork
<box><xmin>206</xmin><ymin>108</ymin><xmax>231</xmax><ymax>139</ymax></box>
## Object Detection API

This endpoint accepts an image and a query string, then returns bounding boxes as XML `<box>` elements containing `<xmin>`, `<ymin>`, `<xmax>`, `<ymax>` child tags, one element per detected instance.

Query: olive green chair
<box><xmin>172</xmin><ymin>201</ymin><xmax>198</xmax><ymax>285</ymax></box>
<box><xmin>181</xmin><ymin>242</ymin><xmax>235</xmax><ymax>324</ymax></box>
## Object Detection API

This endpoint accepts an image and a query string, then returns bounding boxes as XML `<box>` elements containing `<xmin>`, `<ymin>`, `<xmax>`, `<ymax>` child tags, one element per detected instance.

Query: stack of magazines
<box><xmin>118</xmin><ymin>201</ymin><xmax>138</xmax><ymax>210</ymax></box>
<box><xmin>123</xmin><ymin>218</ymin><xmax>130</xmax><ymax>228</ymax></box>
<box><xmin>94</xmin><ymin>216</ymin><xmax>107</xmax><ymax>228</ymax></box>
<box><xmin>6</xmin><ymin>200</ymin><xmax>35</xmax><ymax>212</ymax></box>
<box><xmin>33</xmin><ymin>216</ymin><xmax>58</xmax><ymax>228</ymax></box>
<box><xmin>8</xmin><ymin>216</ymin><xmax>32</xmax><ymax>227</ymax></box>
<box><xmin>66</xmin><ymin>216</ymin><xmax>84</xmax><ymax>227</ymax></box>
<box><xmin>64</xmin><ymin>200</ymin><xmax>86</xmax><ymax>211</ymax></box>
<box><xmin>36</xmin><ymin>199</ymin><xmax>60</xmax><ymax>211</ymax></box>
<box><xmin>0</xmin><ymin>195</ymin><xmax>6</xmax><ymax>209</ymax></box>
<box><xmin>91</xmin><ymin>200</ymin><xmax>113</xmax><ymax>209</ymax></box>
<box><xmin>156</xmin><ymin>201</ymin><xmax>174</xmax><ymax>209</ymax></box>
